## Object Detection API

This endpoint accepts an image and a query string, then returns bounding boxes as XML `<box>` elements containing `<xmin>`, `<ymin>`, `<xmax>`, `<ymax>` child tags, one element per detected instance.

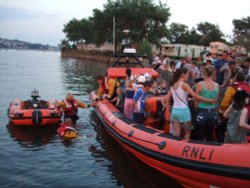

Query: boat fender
<box><xmin>128</xmin><ymin>130</ymin><xmax>134</xmax><ymax>137</ymax></box>
<box><xmin>111</xmin><ymin>120</ymin><xmax>116</xmax><ymax>126</ymax></box>
<box><xmin>158</xmin><ymin>141</ymin><xmax>167</xmax><ymax>150</ymax></box>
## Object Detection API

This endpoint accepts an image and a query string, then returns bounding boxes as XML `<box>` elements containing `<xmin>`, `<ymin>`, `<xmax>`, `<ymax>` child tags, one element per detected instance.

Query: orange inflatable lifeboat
<box><xmin>8</xmin><ymin>89</ymin><xmax>61</xmax><ymax>126</ymax></box>
<box><xmin>107</xmin><ymin>52</ymin><xmax>158</xmax><ymax>79</ymax></box>
<box><xmin>90</xmin><ymin>92</ymin><xmax>250</xmax><ymax>188</ymax></box>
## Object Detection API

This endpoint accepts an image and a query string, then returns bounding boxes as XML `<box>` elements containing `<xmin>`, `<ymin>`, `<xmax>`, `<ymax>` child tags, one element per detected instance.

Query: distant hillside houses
<box><xmin>0</xmin><ymin>38</ymin><xmax>58</xmax><ymax>51</ymax></box>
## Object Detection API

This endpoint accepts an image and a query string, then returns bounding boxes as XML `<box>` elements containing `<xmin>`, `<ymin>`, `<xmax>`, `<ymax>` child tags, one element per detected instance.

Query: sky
<box><xmin>0</xmin><ymin>0</ymin><xmax>249</xmax><ymax>46</ymax></box>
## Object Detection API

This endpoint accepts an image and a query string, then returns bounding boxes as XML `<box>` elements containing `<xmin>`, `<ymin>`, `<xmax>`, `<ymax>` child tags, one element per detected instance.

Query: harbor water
<box><xmin>0</xmin><ymin>50</ymin><xmax>182</xmax><ymax>188</ymax></box>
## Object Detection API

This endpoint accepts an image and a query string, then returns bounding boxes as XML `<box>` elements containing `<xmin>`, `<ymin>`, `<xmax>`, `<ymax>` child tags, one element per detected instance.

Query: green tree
<box><xmin>187</xmin><ymin>27</ymin><xmax>202</xmax><ymax>45</ymax></box>
<box><xmin>79</xmin><ymin>18</ymin><xmax>94</xmax><ymax>43</ymax></box>
<box><xmin>196</xmin><ymin>22</ymin><xmax>225</xmax><ymax>46</ymax></box>
<box><xmin>232</xmin><ymin>16</ymin><xmax>250</xmax><ymax>55</ymax></box>
<box><xmin>60</xmin><ymin>39</ymin><xmax>70</xmax><ymax>50</ymax></box>
<box><xmin>63</xmin><ymin>18</ymin><xmax>93</xmax><ymax>45</ymax></box>
<box><xmin>91</xmin><ymin>0</ymin><xmax>170</xmax><ymax>48</ymax></box>
<box><xmin>137</xmin><ymin>41</ymin><xmax>152</xmax><ymax>56</ymax></box>
<box><xmin>168</xmin><ymin>22</ymin><xmax>190</xmax><ymax>44</ymax></box>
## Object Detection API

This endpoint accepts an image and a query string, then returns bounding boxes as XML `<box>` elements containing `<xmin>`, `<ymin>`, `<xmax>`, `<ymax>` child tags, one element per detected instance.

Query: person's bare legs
<box><xmin>183</xmin><ymin>121</ymin><xmax>192</xmax><ymax>139</ymax></box>
<box><xmin>173</xmin><ymin>121</ymin><xmax>181</xmax><ymax>137</ymax></box>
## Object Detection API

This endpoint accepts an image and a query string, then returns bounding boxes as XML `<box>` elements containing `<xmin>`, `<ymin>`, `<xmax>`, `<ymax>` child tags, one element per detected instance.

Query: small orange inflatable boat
<box><xmin>90</xmin><ymin>92</ymin><xmax>250</xmax><ymax>188</ymax></box>
<box><xmin>8</xmin><ymin>98</ymin><xmax>61</xmax><ymax>126</ymax></box>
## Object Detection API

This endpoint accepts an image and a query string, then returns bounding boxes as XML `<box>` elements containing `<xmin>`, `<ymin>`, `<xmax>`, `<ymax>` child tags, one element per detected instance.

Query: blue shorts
<box><xmin>171</xmin><ymin>107</ymin><xmax>191</xmax><ymax>123</ymax></box>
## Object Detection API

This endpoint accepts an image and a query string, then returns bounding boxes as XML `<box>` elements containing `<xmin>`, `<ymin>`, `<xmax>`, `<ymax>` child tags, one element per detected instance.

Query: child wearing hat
<box><xmin>223</xmin><ymin>90</ymin><xmax>250</xmax><ymax>143</ymax></box>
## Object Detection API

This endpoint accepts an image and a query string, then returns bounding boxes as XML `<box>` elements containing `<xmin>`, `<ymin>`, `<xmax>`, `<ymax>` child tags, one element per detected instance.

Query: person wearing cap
<box><xmin>133</xmin><ymin>75</ymin><xmax>146</xmax><ymax>91</ymax></box>
<box><xmin>133</xmin><ymin>81</ymin><xmax>152</xmax><ymax>124</ymax></box>
<box><xmin>95</xmin><ymin>75</ymin><xmax>120</xmax><ymax>100</ymax></box>
<box><xmin>206</xmin><ymin>58</ymin><xmax>213</xmax><ymax>66</ymax></box>
<box><xmin>57</xmin><ymin>92</ymin><xmax>91</xmax><ymax>123</ymax></box>
<box><xmin>203</xmin><ymin>52</ymin><xmax>213</xmax><ymax>63</ymax></box>
<box><xmin>144</xmin><ymin>72</ymin><xmax>151</xmax><ymax>81</ymax></box>
<box><xmin>223</xmin><ymin>90</ymin><xmax>250</xmax><ymax>143</ymax></box>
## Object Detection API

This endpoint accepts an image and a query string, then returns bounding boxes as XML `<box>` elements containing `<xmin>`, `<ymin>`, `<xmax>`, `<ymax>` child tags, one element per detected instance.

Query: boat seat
<box><xmin>119</xmin><ymin>116</ymin><xmax>134</xmax><ymax>125</ymax></box>
<box><xmin>24</xmin><ymin>100</ymin><xmax>49</xmax><ymax>109</ymax></box>
<box><xmin>112</xmin><ymin>111</ymin><xmax>124</xmax><ymax>118</ymax></box>
<box><xmin>133</xmin><ymin>124</ymin><xmax>158</xmax><ymax>134</ymax></box>
<box><xmin>157</xmin><ymin>133</ymin><xmax>184</xmax><ymax>141</ymax></box>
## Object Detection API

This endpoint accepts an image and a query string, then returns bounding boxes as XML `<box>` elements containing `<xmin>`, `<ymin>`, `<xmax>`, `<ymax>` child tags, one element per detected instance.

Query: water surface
<box><xmin>0</xmin><ymin>50</ymin><xmax>182</xmax><ymax>188</ymax></box>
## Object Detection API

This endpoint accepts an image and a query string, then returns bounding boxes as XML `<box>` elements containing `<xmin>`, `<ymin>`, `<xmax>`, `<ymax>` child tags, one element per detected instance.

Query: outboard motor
<box><xmin>31</xmin><ymin>89</ymin><xmax>40</xmax><ymax>108</ymax></box>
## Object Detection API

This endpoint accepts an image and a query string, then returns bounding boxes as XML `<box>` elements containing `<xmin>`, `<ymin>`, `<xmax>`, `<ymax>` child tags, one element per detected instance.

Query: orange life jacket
<box><xmin>64</xmin><ymin>99</ymin><xmax>78</xmax><ymax>117</ymax></box>
<box><xmin>58</xmin><ymin>123</ymin><xmax>76</xmax><ymax>137</ymax></box>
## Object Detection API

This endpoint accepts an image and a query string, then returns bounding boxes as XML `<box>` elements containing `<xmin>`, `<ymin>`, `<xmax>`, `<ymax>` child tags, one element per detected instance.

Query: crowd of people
<box><xmin>94</xmin><ymin>51</ymin><xmax>250</xmax><ymax>144</ymax></box>
<box><xmin>54</xmin><ymin>50</ymin><xmax>250</xmax><ymax>144</ymax></box>
<box><xmin>154</xmin><ymin>51</ymin><xmax>250</xmax><ymax>143</ymax></box>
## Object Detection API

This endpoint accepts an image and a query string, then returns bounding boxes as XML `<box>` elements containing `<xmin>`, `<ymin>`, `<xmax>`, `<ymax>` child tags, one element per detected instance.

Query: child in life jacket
<box><xmin>111</xmin><ymin>87</ymin><xmax>124</xmax><ymax>113</ymax></box>
<box><xmin>57</xmin><ymin>118</ymin><xmax>78</xmax><ymax>139</ymax></box>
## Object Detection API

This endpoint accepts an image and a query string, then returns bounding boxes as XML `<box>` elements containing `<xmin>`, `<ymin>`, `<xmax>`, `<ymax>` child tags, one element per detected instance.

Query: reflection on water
<box><xmin>7</xmin><ymin>123</ymin><xmax>58</xmax><ymax>148</ymax></box>
<box><xmin>0</xmin><ymin>50</ymin><xmax>182</xmax><ymax>188</ymax></box>
<box><xmin>60</xmin><ymin>58</ymin><xmax>106</xmax><ymax>95</ymax></box>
